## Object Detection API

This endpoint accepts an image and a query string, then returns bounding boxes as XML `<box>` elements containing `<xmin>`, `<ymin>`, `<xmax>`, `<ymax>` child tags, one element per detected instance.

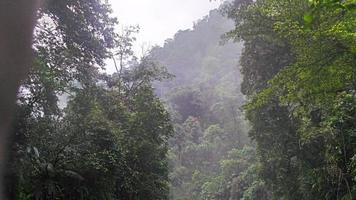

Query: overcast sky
<box><xmin>108</xmin><ymin>0</ymin><xmax>222</xmax><ymax>56</ymax></box>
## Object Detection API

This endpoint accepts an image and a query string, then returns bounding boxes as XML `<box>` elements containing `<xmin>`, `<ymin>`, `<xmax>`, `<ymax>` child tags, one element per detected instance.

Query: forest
<box><xmin>2</xmin><ymin>0</ymin><xmax>356</xmax><ymax>199</ymax></box>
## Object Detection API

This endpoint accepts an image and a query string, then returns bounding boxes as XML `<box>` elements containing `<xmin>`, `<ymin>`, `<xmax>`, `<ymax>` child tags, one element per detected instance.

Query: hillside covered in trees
<box><xmin>150</xmin><ymin>9</ymin><xmax>252</xmax><ymax>199</ymax></box>
<box><xmin>3</xmin><ymin>0</ymin><xmax>356</xmax><ymax>200</ymax></box>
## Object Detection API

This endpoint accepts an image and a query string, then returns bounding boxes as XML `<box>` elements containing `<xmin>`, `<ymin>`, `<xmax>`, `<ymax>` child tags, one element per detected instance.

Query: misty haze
<box><xmin>0</xmin><ymin>0</ymin><xmax>355</xmax><ymax>200</ymax></box>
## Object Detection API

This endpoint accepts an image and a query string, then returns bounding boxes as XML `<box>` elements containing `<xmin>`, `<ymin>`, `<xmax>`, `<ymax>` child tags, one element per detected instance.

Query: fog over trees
<box><xmin>150</xmin><ymin>9</ymin><xmax>251</xmax><ymax>199</ymax></box>
<box><xmin>3</xmin><ymin>0</ymin><xmax>356</xmax><ymax>200</ymax></box>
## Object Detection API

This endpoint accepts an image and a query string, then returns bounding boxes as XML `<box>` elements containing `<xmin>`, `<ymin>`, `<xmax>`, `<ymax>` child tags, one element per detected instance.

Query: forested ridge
<box><xmin>150</xmin><ymin>9</ymin><xmax>250</xmax><ymax>199</ymax></box>
<box><xmin>4</xmin><ymin>0</ymin><xmax>356</xmax><ymax>200</ymax></box>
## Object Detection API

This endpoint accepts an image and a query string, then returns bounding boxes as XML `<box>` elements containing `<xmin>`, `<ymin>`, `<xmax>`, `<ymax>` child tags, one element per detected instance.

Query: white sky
<box><xmin>107</xmin><ymin>0</ymin><xmax>222</xmax><ymax>58</ymax></box>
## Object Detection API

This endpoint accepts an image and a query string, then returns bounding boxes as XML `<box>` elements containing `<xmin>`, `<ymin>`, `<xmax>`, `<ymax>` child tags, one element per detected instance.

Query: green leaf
<box><xmin>303</xmin><ymin>12</ymin><xmax>314</xmax><ymax>24</ymax></box>
<box><xmin>345</xmin><ymin>3</ymin><xmax>356</xmax><ymax>11</ymax></box>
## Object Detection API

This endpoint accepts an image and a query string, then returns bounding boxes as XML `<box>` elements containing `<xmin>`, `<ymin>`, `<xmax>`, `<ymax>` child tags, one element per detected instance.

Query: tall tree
<box><xmin>225</xmin><ymin>0</ymin><xmax>356</xmax><ymax>199</ymax></box>
<box><xmin>6</xmin><ymin>1</ymin><xmax>175</xmax><ymax>199</ymax></box>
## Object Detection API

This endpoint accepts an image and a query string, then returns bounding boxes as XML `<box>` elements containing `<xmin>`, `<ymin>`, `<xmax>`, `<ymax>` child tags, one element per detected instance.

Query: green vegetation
<box><xmin>222</xmin><ymin>0</ymin><xmax>356</xmax><ymax>199</ymax></box>
<box><xmin>5</xmin><ymin>0</ymin><xmax>356</xmax><ymax>199</ymax></box>
<box><xmin>150</xmin><ymin>9</ymin><xmax>252</xmax><ymax>199</ymax></box>
<box><xmin>5</xmin><ymin>1</ymin><xmax>172</xmax><ymax>199</ymax></box>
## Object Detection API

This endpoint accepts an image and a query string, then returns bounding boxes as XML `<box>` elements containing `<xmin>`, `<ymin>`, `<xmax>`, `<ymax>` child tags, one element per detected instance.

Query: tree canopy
<box><xmin>223</xmin><ymin>0</ymin><xmax>356</xmax><ymax>199</ymax></box>
<box><xmin>6</xmin><ymin>1</ymin><xmax>173</xmax><ymax>199</ymax></box>
<box><xmin>5</xmin><ymin>0</ymin><xmax>356</xmax><ymax>199</ymax></box>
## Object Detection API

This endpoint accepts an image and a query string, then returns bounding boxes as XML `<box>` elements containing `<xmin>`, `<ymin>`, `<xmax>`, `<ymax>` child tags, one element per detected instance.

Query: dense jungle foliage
<box><xmin>5</xmin><ymin>0</ymin><xmax>356</xmax><ymax>200</ymax></box>
<box><xmin>5</xmin><ymin>1</ymin><xmax>173</xmax><ymax>199</ymax></box>
<box><xmin>223</xmin><ymin>0</ymin><xmax>356</xmax><ymax>199</ymax></box>
<box><xmin>150</xmin><ymin>9</ymin><xmax>249</xmax><ymax>199</ymax></box>
<box><xmin>153</xmin><ymin>0</ymin><xmax>356</xmax><ymax>199</ymax></box>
